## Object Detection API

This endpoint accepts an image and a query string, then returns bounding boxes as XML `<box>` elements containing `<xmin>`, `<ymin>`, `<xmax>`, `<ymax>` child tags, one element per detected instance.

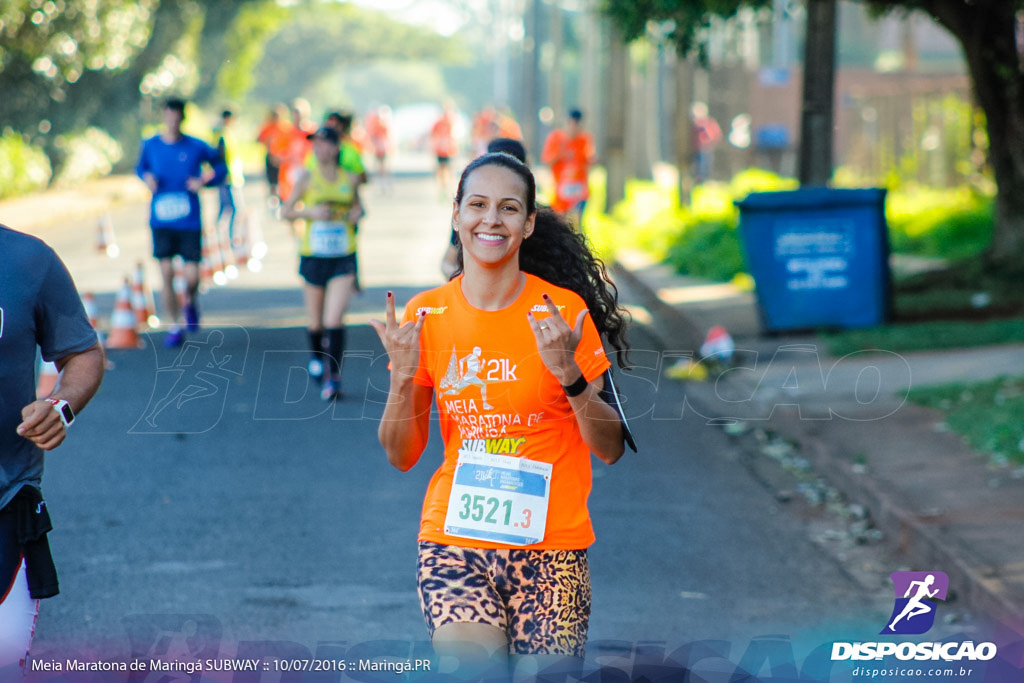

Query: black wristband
<box><xmin>562</xmin><ymin>374</ymin><xmax>588</xmax><ymax>398</ymax></box>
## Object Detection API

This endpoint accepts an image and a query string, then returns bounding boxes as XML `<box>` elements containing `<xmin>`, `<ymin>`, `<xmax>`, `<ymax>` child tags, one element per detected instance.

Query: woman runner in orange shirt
<box><xmin>370</xmin><ymin>152</ymin><xmax>634</xmax><ymax>679</ymax></box>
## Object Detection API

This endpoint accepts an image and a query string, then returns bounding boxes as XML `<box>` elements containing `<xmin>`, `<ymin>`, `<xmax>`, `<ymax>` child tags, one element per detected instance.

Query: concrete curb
<box><xmin>612</xmin><ymin>256</ymin><xmax>1024</xmax><ymax>636</ymax></box>
<box><xmin>769</xmin><ymin>410</ymin><xmax>1024</xmax><ymax>634</ymax></box>
<box><xmin>610</xmin><ymin>261</ymin><xmax>703</xmax><ymax>353</ymax></box>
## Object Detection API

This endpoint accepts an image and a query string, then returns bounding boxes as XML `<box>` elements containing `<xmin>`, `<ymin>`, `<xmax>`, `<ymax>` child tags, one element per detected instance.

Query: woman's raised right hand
<box><xmin>368</xmin><ymin>292</ymin><xmax>426</xmax><ymax>384</ymax></box>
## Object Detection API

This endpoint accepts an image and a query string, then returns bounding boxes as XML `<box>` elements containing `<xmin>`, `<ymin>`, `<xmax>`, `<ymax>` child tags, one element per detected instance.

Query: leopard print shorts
<box><xmin>416</xmin><ymin>542</ymin><xmax>591</xmax><ymax>657</ymax></box>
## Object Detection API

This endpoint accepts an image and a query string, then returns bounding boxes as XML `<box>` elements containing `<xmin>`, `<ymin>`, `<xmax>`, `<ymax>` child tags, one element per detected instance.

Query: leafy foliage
<box><xmin>0</xmin><ymin>1</ymin><xmax>295</xmax><ymax>180</ymax></box>
<box><xmin>0</xmin><ymin>0</ymin><xmax>158</xmax><ymax>90</ymax></box>
<box><xmin>603</xmin><ymin>0</ymin><xmax>1024</xmax><ymax>266</ymax></box>
<box><xmin>249</xmin><ymin>3</ymin><xmax>463</xmax><ymax>106</ymax></box>
<box><xmin>887</xmin><ymin>187</ymin><xmax>993</xmax><ymax>260</ymax></box>
<box><xmin>0</xmin><ymin>130</ymin><xmax>52</xmax><ymax>199</ymax></box>
<box><xmin>601</xmin><ymin>0</ymin><xmax>771</xmax><ymax>54</ymax></box>
<box><xmin>217</xmin><ymin>1</ymin><xmax>289</xmax><ymax>103</ymax></box>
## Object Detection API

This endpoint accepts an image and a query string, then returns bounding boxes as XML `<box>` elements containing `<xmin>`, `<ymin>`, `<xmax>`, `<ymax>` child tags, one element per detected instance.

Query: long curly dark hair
<box><xmin>452</xmin><ymin>153</ymin><xmax>631</xmax><ymax>368</ymax></box>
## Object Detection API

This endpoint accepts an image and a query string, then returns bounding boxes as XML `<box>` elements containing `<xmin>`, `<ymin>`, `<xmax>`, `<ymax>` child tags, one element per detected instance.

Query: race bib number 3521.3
<box><xmin>444</xmin><ymin>451</ymin><xmax>552</xmax><ymax>546</ymax></box>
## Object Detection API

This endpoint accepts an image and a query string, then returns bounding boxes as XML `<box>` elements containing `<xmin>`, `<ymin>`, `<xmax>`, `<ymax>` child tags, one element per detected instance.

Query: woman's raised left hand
<box><xmin>527</xmin><ymin>293</ymin><xmax>588</xmax><ymax>385</ymax></box>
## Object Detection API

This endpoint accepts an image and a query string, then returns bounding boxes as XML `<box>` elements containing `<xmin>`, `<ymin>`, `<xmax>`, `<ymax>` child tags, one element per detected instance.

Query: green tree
<box><xmin>248</xmin><ymin>3</ymin><xmax>463</xmax><ymax>106</ymax></box>
<box><xmin>601</xmin><ymin>0</ymin><xmax>770</xmax><ymax>56</ymax></box>
<box><xmin>601</xmin><ymin>1</ymin><xmax>771</xmax><ymax>206</ymax></box>
<box><xmin>863</xmin><ymin>1</ymin><xmax>1024</xmax><ymax>270</ymax></box>
<box><xmin>604</xmin><ymin>0</ymin><xmax>1024</xmax><ymax>271</ymax></box>
<box><xmin>0</xmin><ymin>0</ymin><xmax>280</xmax><ymax>175</ymax></box>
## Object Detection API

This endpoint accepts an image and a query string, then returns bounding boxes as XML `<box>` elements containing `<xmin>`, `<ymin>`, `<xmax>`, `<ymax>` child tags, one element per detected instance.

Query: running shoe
<box><xmin>321</xmin><ymin>377</ymin><xmax>341</xmax><ymax>401</ymax></box>
<box><xmin>308</xmin><ymin>358</ymin><xmax>324</xmax><ymax>383</ymax></box>
<box><xmin>184</xmin><ymin>302</ymin><xmax>200</xmax><ymax>332</ymax></box>
<box><xmin>164</xmin><ymin>328</ymin><xmax>186</xmax><ymax>348</ymax></box>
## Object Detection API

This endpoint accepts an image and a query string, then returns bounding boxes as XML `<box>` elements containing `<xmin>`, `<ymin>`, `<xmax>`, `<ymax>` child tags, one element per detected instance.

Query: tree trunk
<box><xmin>521</xmin><ymin>0</ymin><xmax>541</xmax><ymax>161</ymax></box>
<box><xmin>548</xmin><ymin>3</ymin><xmax>564</xmax><ymax>124</ymax></box>
<box><xmin>628</xmin><ymin>47</ymin><xmax>653</xmax><ymax>180</ymax></box>
<box><xmin>580</xmin><ymin>7</ymin><xmax>602</xmax><ymax>161</ymax></box>
<box><xmin>927</xmin><ymin>1</ymin><xmax>1024</xmax><ymax>269</ymax></box>
<box><xmin>673</xmin><ymin>51</ymin><xmax>696</xmax><ymax>206</ymax></box>
<box><xmin>798</xmin><ymin>0</ymin><xmax>837</xmax><ymax>187</ymax></box>
<box><xmin>604</xmin><ymin>22</ymin><xmax>629</xmax><ymax>211</ymax></box>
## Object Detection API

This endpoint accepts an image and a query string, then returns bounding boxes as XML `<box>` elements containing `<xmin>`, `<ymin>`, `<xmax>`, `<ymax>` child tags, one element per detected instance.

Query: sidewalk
<box><xmin>0</xmin><ymin>175</ymin><xmax>150</xmax><ymax>236</ymax></box>
<box><xmin>613</xmin><ymin>249</ymin><xmax>1024</xmax><ymax>638</ymax></box>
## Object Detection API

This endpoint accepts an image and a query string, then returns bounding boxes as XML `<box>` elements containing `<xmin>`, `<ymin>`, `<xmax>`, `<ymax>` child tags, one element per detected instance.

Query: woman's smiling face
<box><xmin>453</xmin><ymin>163</ymin><xmax>536</xmax><ymax>269</ymax></box>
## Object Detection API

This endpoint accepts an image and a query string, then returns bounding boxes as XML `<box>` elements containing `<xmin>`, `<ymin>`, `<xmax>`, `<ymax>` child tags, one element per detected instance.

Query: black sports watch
<box><xmin>46</xmin><ymin>398</ymin><xmax>75</xmax><ymax>428</ymax></box>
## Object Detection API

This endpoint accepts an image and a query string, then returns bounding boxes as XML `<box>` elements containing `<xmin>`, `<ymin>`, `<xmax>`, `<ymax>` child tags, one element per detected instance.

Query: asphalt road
<box><xmin>21</xmin><ymin>169</ymin><xmax>915</xmax><ymax>679</ymax></box>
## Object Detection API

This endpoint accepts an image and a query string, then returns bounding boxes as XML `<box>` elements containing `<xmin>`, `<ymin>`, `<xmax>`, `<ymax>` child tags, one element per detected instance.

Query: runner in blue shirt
<box><xmin>136</xmin><ymin>98</ymin><xmax>227</xmax><ymax>347</ymax></box>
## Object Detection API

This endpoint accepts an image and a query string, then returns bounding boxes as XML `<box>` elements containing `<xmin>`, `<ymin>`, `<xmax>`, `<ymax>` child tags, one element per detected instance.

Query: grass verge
<box><xmin>822</xmin><ymin>319</ymin><xmax>1024</xmax><ymax>357</ymax></box>
<box><xmin>908</xmin><ymin>376</ymin><xmax>1024</xmax><ymax>467</ymax></box>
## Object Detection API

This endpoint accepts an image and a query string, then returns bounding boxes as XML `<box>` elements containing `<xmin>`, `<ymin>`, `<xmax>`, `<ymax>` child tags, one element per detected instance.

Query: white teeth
<box><xmin>476</xmin><ymin>233</ymin><xmax>505</xmax><ymax>242</ymax></box>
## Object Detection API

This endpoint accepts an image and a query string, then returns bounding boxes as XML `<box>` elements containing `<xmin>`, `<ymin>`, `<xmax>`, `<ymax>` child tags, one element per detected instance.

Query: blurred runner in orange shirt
<box><xmin>495</xmin><ymin>107</ymin><xmax>523</xmax><ymax>141</ymax></box>
<box><xmin>430</xmin><ymin>102</ymin><xmax>459</xmax><ymax>198</ymax></box>
<box><xmin>364</xmin><ymin>105</ymin><xmax>393</xmax><ymax>192</ymax></box>
<box><xmin>541</xmin><ymin>108</ymin><xmax>595</xmax><ymax>228</ymax></box>
<box><xmin>256</xmin><ymin>103</ymin><xmax>294</xmax><ymax>206</ymax></box>
<box><xmin>277</xmin><ymin>98</ymin><xmax>315</xmax><ymax>205</ymax></box>
<box><xmin>470</xmin><ymin>105</ymin><xmax>497</xmax><ymax>157</ymax></box>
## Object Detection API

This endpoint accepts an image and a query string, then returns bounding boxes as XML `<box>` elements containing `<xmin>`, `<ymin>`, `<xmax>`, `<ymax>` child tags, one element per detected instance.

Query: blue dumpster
<box><xmin>736</xmin><ymin>188</ymin><xmax>890</xmax><ymax>331</ymax></box>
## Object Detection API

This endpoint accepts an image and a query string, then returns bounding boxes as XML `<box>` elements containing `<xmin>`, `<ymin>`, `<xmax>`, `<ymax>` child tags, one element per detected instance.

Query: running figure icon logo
<box><xmin>880</xmin><ymin>571</ymin><xmax>949</xmax><ymax>635</ymax></box>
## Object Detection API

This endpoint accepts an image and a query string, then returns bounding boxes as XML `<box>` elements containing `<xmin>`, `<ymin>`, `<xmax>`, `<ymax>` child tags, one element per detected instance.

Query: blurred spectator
<box><xmin>692</xmin><ymin>102</ymin><xmax>722</xmax><ymax>183</ymax></box>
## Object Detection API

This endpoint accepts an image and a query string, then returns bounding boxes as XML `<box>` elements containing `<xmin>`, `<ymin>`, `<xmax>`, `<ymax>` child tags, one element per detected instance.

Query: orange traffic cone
<box><xmin>232</xmin><ymin>227</ymin><xmax>250</xmax><ymax>270</ymax></box>
<box><xmin>96</xmin><ymin>213</ymin><xmax>119</xmax><ymax>258</ymax></box>
<box><xmin>36</xmin><ymin>359</ymin><xmax>60</xmax><ymax>399</ymax></box>
<box><xmin>81</xmin><ymin>292</ymin><xmax>105</xmax><ymax>345</ymax></box>
<box><xmin>131</xmin><ymin>262</ymin><xmax>158</xmax><ymax>329</ymax></box>
<box><xmin>200</xmin><ymin>241</ymin><xmax>216</xmax><ymax>288</ymax></box>
<box><xmin>244</xmin><ymin>211</ymin><xmax>266</xmax><ymax>273</ymax></box>
<box><xmin>220</xmin><ymin>231</ymin><xmax>239</xmax><ymax>280</ymax></box>
<box><xmin>204</xmin><ymin>230</ymin><xmax>227</xmax><ymax>286</ymax></box>
<box><xmin>105</xmin><ymin>279</ymin><xmax>142</xmax><ymax>350</ymax></box>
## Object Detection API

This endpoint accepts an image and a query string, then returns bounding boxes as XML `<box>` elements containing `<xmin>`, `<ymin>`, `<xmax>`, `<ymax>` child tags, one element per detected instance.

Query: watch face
<box><xmin>59</xmin><ymin>403</ymin><xmax>75</xmax><ymax>423</ymax></box>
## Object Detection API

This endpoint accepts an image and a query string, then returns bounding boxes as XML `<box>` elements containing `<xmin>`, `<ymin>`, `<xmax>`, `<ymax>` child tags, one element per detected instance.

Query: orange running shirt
<box><xmin>541</xmin><ymin>129</ymin><xmax>595</xmax><ymax>213</ymax></box>
<box><xmin>430</xmin><ymin>116</ymin><xmax>457</xmax><ymax>158</ymax></box>
<box><xmin>259</xmin><ymin>120</ymin><xmax>295</xmax><ymax>161</ymax></box>
<box><xmin>277</xmin><ymin>126</ymin><xmax>314</xmax><ymax>202</ymax></box>
<box><xmin>401</xmin><ymin>273</ymin><xmax>611</xmax><ymax>550</ymax></box>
